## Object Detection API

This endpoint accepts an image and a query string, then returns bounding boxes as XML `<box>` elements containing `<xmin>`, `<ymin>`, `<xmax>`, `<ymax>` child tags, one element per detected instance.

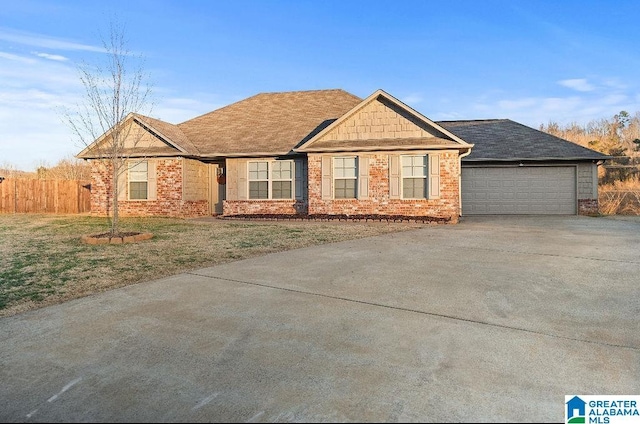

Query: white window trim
<box><xmin>401</xmin><ymin>155</ymin><xmax>428</xmax><ymax>200</ymax></box>
<box><xmin>333</xmin><ymin>156</ymin><xmax>358</xmax><ymax>199</ymax></box>
<box><xmin>128</xmin><ymin>160</ymin><xmax>149</xmax><ymax>201</ymax></box>
<box><xmin>247</xmin><ymin>160</ymin><xmax>294</xmax><ymax>200</ymax></box>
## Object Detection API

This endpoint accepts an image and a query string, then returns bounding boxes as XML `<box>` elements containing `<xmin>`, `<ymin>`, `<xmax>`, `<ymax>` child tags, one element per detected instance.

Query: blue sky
<box><xmin>1</xmin><ymin>0</ymin><xmax>639</xmax><ymax>171</ymax></box>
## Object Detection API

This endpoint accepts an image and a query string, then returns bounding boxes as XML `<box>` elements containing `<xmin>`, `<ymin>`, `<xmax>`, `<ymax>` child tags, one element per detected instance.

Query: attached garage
<box><xmin>439</xmin><ymin>119</ymin><xmax>608</xmax><ymax>216</ymax></box>
<box><xmin>461</xmin><ymin>166</ymin><xmax>576</xmax><ymax>215</ymax></box>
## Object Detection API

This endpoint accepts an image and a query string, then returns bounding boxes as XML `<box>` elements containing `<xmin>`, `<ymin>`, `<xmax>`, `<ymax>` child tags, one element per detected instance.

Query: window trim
<box><xmin>128</xmin><ymin>160</ymin><xmax>149</xmax><ymax>201</ymax></box>
<box><xmin>400</xmin><ymin>154</ymin><xmax>428</xmax><ymax>199</ymax></box>
<box><xmin>247</xmin><ymin>159</ymin><xmax>294</xmax><ymax>200</ymax></box>
<box><xmin>333</xmin><ymin>156</ymin><xmax>358</xmax><ymax>199</ymax></box>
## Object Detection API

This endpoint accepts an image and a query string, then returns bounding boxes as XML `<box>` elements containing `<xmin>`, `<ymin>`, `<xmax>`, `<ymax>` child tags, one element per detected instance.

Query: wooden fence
<box><xmin>0</xmin><ymin>179</ymin><xmax>91</xmax><ymax>214</ymax></box>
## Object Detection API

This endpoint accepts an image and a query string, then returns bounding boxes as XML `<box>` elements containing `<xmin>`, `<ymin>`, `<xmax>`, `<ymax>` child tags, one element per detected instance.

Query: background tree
<box><xmin>65</xmin><ymin>21</ymin><xmax>153</xmax><ymax>235</ymax></box>
<box><xmin>540</xmin><ymin>111</ymin><xmax>640</xmax><ymax>184</ymax></box>
<box><xmin>34</xmin><ymin>156</ymin><xmax>92</xmax><ymax>180</ymax></box>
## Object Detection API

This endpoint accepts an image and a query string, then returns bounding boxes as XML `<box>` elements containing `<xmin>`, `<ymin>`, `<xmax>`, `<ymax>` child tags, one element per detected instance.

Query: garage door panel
<box><xmin>462</xmin><ymin>166</ymin><xmax>576</xmax><ymax>215</ymax></box>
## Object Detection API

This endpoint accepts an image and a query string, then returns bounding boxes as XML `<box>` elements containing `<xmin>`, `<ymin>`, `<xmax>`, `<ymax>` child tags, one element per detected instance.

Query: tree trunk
<box><xmin>111</xmin><ymin>160</ymin><xmax>119</xmax><ymax>236</ymax></box>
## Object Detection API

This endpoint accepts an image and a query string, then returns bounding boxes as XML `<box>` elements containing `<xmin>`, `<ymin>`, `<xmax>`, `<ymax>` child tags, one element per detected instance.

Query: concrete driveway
<box><xmin>1</xmin><ymin>216</ymin><xmax>639</xmax><ymax>422</ymax></box>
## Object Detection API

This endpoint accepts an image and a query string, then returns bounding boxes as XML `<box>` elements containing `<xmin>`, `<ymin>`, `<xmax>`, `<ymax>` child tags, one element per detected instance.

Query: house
<box><xmin>566</xmin><ymin>396</ymin><xmax>586</xmax><ymax>420</ymax></box>
<box><xmin>77</xmin><ymin>89</ymin><xmax>608</xmax><ymax>222</ymax></box>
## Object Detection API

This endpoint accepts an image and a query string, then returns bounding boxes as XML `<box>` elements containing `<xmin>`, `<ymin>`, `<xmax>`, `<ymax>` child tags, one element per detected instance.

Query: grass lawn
<box><xmin>0</xmin><ymin>214</ymin><xmax>421</xmax><ymax>317</ymax></box>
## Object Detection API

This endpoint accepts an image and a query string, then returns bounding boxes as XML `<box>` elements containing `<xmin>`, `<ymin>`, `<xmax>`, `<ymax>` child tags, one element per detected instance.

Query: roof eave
<box><xmin>463</xmin><ymin>156</ymin><xmax>611</xmax><ymax>162</ymax></box>
<box><xmin>198</xmin><ymin>151</ymin><xmax>296</xmax><ymax>158</ymax></box>
<box><xmin>77</xmin><ymin>152</ymin><xmax>185</xmax><ymax>160</ymax></box>
<box><xmin>296</xmin><ymin>144</ymin><xmax>473</xmax><ymax>153</ymax></box>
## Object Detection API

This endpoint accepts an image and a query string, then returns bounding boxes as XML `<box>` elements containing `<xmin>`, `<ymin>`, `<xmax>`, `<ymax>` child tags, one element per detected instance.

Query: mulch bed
<box><xmin>81</xmin><ymin>232</ymin><xmax>154</xmax><ymax>245</ymax></box>
<box><xmin>219</xmin><ymin>213</ymin><xmax>451</xmax><ymax>224</ymax></box>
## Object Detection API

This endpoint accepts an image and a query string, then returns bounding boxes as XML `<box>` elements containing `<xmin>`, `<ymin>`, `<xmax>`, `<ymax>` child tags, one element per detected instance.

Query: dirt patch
<box><xmin>81</xmin><ymin>232</ymin><xmax>153</xmax><ymax>245</ymax></box>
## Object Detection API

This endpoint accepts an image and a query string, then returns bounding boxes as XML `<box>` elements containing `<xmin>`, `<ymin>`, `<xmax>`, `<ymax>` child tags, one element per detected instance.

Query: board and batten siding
<box><xmin>577</xmin><ymin>162</ymin><xmax>598</xmax><ymax>200</ymax></box>
<box><xmin>182</xmin><ymin>158</ymin><xmax>209</xmax><ymax>201</ymax></box>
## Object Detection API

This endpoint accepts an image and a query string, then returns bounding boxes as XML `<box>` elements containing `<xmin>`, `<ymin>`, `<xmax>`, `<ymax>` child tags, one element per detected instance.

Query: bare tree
<box><xmin>66</xmin><ymin>21</ymin><xmax>153</xmax><ymax>235</ymax></box>
<box><xmin>37</xmin><ymin>156</ymin><xmax>92</xmax><ymax>180</ymax></box>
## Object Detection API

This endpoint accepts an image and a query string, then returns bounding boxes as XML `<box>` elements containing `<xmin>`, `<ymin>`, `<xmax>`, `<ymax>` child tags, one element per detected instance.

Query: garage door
<box><xmin>462</xmin><ymin>166</ymin><xmax>576</xmax><ymax>215</ymax></box>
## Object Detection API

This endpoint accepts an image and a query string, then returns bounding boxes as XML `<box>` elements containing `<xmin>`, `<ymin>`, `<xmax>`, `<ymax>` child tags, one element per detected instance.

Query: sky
<box><xmin>1</xmin><ymin>0</ymin><xmax>639</xmax><ymax>171</ymax></box>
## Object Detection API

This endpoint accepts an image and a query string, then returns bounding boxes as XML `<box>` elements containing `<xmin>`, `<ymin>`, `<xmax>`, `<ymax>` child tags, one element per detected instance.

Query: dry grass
<box><xmin>0</xmin><ymin>214</ymin><xmax>422</xmax><ymax>317</ymax></box>
<box><xmin>599</xmin><ymin>178</ymin><xmax>640</xmax><ymax>215</ymax></box>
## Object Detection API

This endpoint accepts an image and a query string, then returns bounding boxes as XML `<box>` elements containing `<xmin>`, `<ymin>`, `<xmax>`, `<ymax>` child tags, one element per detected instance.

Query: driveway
<box><xmin>1</xmin><ymin>216</ymin><xmax>639</xmax><ymax>422</ymax></box>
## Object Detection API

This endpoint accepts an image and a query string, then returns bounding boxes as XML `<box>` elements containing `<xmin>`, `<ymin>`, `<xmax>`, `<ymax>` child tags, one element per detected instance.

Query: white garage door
<box><xmin>462</xmin><ymin>166</ymin><xmax>576</xmax><ymax>215</ymax></box>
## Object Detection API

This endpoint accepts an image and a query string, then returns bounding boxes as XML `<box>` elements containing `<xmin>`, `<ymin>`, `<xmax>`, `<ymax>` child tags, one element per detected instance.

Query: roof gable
<box><xmin>77</xmin><ymin>114</ymin><xmax>186</xmax><ymax>159</ymax></box>
<box><xmin>439</xmin><ymin>119</ymin><xmax>609</xmax><ymax>161</ymax></box>
<box><xmin>296</xmin><ymin>89</ymin><xmax>472</xmax><ymax>152</ymax></box>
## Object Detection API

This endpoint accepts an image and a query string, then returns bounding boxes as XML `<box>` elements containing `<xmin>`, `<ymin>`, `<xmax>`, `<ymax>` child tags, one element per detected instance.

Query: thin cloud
<box><xmin>468</xmin><ymin>92</ymin><xmax>638</xmax><ymax>127</ymax></box>
<box><xmin>33</xmin><ymin>52</ymin><xmax>69</xmax><ymax>62</ymax></box>
<box><xmin>0</xmin><ymin>27</ymin><xmax>104</xmax><ymax>53</ymax></box>
<box><xmin>558</xmin><ymin>78</ymin><xmax>595</xmax><ymax>92</ymax></box>
<box><xmin>0</xmin><ymin>51</ymin><xmax>36</xmax><ymax>64</ymax></box>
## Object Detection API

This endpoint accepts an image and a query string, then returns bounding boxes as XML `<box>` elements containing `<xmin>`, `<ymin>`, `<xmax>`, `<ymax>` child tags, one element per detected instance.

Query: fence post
<box><xmin>14</xmin><ymin>179</ymin><xmax>17</xmax><ymax>214</ymax></box>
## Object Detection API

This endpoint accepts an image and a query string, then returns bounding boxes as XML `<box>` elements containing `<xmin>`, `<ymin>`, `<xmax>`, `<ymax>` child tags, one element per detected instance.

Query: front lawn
<box><xmin>0</xmin><ymin>214</ymin><xmax>419</xmax><ymax>317</ymax></box>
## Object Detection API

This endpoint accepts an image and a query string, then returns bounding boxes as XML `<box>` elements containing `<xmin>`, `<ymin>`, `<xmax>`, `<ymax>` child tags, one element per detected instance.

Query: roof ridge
<box><xmin>179</xmin><ymin>89</ymin><xmax>362</xmax><ymax>125</ymax></box>
<box><xmin>256</xmin><ymin>88</ymin><xmax>355</xmax><ymax>95</ymax></box>
<box><xmin>437</xmin><ymin>119</ymin><xmax>508</xmax><ymax>123</ymax></box>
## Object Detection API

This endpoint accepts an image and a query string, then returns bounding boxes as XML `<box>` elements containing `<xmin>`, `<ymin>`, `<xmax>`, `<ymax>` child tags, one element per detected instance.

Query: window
<box><xmin>249</xmin><ymin>161</ymin><xmax>269</xmax><ymax>199</ymax></box>
<box><xmin>334</xmin><ymin>157</ymin><xmax>357</xmax><ymax>199</ymax></box>
<box><xmin>271</xmin><ymin>161</ymin><xmax>292</xmax><ymax>199</ymax></box>
<box><xmin>129</xmin><ymin>161</ymin><xmax>148</xmax><ymax>200</ymax></box>
<box><xmin>248</xmin><ymin>160</ymin><xmax>294</xmax><ymax>199</ymax></box>
<box><xmin>402</xmin><ymin>155</ymin><xmax>427</xmax><ymax>199</ymax></box>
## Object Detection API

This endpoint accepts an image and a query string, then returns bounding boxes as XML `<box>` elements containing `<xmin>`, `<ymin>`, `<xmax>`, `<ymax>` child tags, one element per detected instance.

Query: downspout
<box><xmin>595</xmin><ymin>159</ymin><xmax>605</xmax><ymax>201</ymax></box>
<box><xmin>458</xmin><ymin>148</ymin><xmax>472</xmax><ymax>217</ymax></box>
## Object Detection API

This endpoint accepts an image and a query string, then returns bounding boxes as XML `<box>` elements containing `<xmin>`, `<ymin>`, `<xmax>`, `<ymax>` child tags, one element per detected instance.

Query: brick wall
<box><xmin>90</xmin><ymin>158</ymin><xmax>210</xmax><ymax>217</ymax></box>
<box><xmin>223</xmin><ymin>200</ymin><xmax>307</xmax><ymax>215</ymax></box>
<box><xmin>578</xmin><ymin>198</ymin><xmax>599</xmax><ymax>215</ymax></box>
<box><xmin>307</xmin><ymin>152</ymin><xmax>460</xmax><ymax>222</ymax></box>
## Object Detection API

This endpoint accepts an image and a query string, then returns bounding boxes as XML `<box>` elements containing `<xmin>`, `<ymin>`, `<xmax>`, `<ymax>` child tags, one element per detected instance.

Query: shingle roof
<box><xmin>438</xmin><ymin>119</ymin><xmax>609</xmax><ymax>161</ymax></box>
<box><xmin>135</xmin><ymin>114</ymin><xmax>200</xmax><ymax>154</ymax></box>
<box><xmin>177</xmin><ymin>89</ymin><xmax>362</xmax><ymax>156</ymax></box>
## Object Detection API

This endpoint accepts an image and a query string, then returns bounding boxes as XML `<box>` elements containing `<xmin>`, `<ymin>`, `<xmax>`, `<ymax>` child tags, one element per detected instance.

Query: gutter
<box><xmin>458</xmin><ymin>148</ymin><xmax>472</xmax><ymax>217</ymax></box>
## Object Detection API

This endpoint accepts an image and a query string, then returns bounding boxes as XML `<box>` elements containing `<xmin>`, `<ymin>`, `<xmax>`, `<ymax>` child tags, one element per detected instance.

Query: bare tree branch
<box><xmin>63</xmin><ymin>21</ymin><xmax>154</xmax><ymax>235</ymax></box>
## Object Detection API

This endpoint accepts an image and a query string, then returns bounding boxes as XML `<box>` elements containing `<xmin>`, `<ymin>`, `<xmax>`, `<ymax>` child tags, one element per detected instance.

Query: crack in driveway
<box><xmin>186</xmin><ymin>271</ymin><xmax>640</xmax><ymax>352</ymax></box>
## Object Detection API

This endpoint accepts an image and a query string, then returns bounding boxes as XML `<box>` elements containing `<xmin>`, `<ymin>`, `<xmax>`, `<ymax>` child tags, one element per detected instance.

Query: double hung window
<box><xmin>248</xmin><ymin>161</ymin><xmax>293</xmax><ymax>199</ymax></box>
<box><xmin>401</xmin><ymin>155</ymin><xmax>427</xmax><ymax>199</ymax></box>
<box><xmin>129</xmin><ymin>161</ymin><xmax>148</xmax><ymax>200</ymax></box>
<box><xmin>333</xmin><ymin>157</ymin><xmax>357</xmax><ymax>199</ymax></box>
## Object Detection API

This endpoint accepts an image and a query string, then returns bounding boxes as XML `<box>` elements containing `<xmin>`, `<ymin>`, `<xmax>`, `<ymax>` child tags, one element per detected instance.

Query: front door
<box><xmin>208</xmin><ymin>164</ymin><xmax>226</xmax><ymax>215</ymax></box>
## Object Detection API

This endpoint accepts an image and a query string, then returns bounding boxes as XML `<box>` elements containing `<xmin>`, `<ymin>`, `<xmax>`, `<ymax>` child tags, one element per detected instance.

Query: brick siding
<box><xmin>90</xmin><ymin>158</ymin><xmax>209</xmax><ymax>217</ymax></box>
<box><xmin>307</xmin><ymin>152</ymin><xmax>460</xmax><ymax>222</ymax></box>
<box><xmin>578</xmin><ymin>198</ymin><xmax>599</xmax><ymax>215</ymax></box>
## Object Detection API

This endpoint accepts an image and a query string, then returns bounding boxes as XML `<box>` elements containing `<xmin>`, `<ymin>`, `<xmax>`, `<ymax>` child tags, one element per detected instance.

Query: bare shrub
<box><xmin>599</xmin><ymin>190</ymin><xmax>626</xmax><ymax>215</ymax></box>
<box><xmin>599</xmin><ymin>177</ymin><xmax>640</xmax><ymax>215</ymax></box>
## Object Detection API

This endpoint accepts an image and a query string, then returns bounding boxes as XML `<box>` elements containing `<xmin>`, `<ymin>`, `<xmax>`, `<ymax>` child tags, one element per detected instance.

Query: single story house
<box><xmin>77</xmin><ymin>89</ymin><xmax>608</xmax><ymax>222</ymax></box>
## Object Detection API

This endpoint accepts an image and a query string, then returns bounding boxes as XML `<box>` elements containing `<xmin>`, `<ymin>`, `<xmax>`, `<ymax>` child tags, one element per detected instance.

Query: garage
<box><xmin>461</xmin><ymin>166</ymin><xmax>576</xmax><ymax>215</ymax></box>
<box><xmin>438</xmin><ymin>119</ymin><xmax>607</xmax><ymax>216</ymax></box>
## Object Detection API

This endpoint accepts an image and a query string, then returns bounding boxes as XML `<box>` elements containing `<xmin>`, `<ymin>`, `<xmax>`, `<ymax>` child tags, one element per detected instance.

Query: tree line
<box><xmin>0</xmin><ymin>157</ymin><xmax>91</xmax><ymax>181</ymax></box>
<box><xmin>540</xmin><ymin>111</ymin><xmax>640</xmax><ymax>184</ymax></box>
